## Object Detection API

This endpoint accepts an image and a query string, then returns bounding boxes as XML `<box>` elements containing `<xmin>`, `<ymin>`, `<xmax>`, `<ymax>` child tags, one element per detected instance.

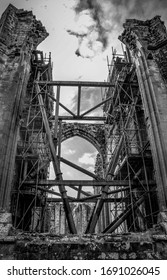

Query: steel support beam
<box><xmin>26</xmin><ymin>184</ymin><xmax>74</xmax><ymax>199</ymax></box>
<box><xmin>37</xmin><ymin>84</ymin><xmax>77</xmax><ymax>234</ymax></box>
<box><xmin>80</xmin><ymin>96</ymin><xmax>112</xmax><ymax>117</ymax></box>
<box><xmin>57</xmin><ymin>116</ymin><xmax>106</xmax><ymax>121</ymax></box>
<box><xmin>60</xmin><ymin>184</ymin><xmax>91</xmax><ymax>197</ymax></box>
<box><xmin>105</xmin><ymin>96</ymin><xmax>138</xmax><ymax>176</ymax></box>
<box><xmin>37</xmin><ymin>81</ymin><xmax>138</xmax><ymax>87</ymax></box>
<box><xmin>77</xmin><ymin>186</ymin><xmax>82</xmax><ymax>199</ymax></box>
<box><xmin>102</xmin><ymin>194</ymin><xmax>146</xmax><ymax>233</ymax></box>
<box><xmin>58</xmin><ymin>119</ymin><xmax>62</xmax><ymax>158</ymax></box>
<box><xmin>23</xmin><ymin>179</ymin><xmax>155</xmax><ymax>187</ymax></box>
<box><xmin>47</xmin><ymin>198</ymin><xmax>126</xmax><ymax>203</ymax></box>
<box><xmin>20</xmin><ymin>185</ymin><xmax>91</xmax><ymax>200</ymax></box>
<box><xmin>77</xmin><ymin>85</ymin><xmax>81</xmax><ymax>116</ymax></box>
<box><xmin>85</xmin><ymin>96</ymin><xmax>139</xmax><ymax>233</ymax></box>
<box><xmin>78</xmin><ymin>187</ymin><xmax>130</xmax><ymax>202</ymax></box>
<box><xmin>37</xmin><ymin>81</ymin><xmax>115</xmax><ymax>87</ymax></box>
<box><xmin>60</xmin><ymin>157</ymin><xmax>101</xmax><ymax>180</ymax></box>
<box><xmin>54</xmin><ymin>85</ymin><xmax>60</xmax><ymax>152</ymax></box>
<box><xmin>47</xmin><ymin>93</ymin><xmax>76</xmax><ymax>117</ymax></box>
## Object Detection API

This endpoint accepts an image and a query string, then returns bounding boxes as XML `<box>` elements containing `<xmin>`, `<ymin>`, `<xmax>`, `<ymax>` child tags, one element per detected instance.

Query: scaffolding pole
<box><xmin>37</xmin><ymin>85</ymin><xmax>77</xmax><ymax>234</ymax></box>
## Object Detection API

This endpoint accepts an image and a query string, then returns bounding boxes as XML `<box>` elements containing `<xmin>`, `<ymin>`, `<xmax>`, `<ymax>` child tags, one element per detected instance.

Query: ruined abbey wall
<box><xmin>0</xmin><ymin>4</ymin><xmax>48</xmax><ymax>234</ymax></box>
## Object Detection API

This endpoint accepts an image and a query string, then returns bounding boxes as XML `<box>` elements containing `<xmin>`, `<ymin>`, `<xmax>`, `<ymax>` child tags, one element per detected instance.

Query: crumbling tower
<box><xmin>119</xmin><ymin>16</ymin><xmax>167</xmax><ymax>210</ymax></box>
<box><xmin>0</xmin><ymin>4</ymin><xmax>49</xmax><ymax>233</ymax></box>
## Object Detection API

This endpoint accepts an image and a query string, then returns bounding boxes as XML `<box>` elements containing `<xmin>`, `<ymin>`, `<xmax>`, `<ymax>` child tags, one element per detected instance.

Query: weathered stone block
<box><xmin>128</xmin><ymin>252</ymin><xmax>137</xmax><ymax>259</ymax></box>
<box><xmin>0</xmin><ymin>211</ymin><xmax>12</xmax><ymax>223</ymax></box>
<box><xmin>0</xmin><ymin>211</ymin><xmax>12</xmax><ymax>236</ymax></box>
<box><xmin>120</xmin><ymin>253</ymin><xmax>127</xmax><ymax>259</ymax></box>
<box><xmin>155</xmin><ymin>241</ymin><xmax>167</xmax><ymax>259</ymax></box>
<box><xmin>0</xmin><ymin>232</ymin><xmax>166</xmax><ymax>259</ymax></box>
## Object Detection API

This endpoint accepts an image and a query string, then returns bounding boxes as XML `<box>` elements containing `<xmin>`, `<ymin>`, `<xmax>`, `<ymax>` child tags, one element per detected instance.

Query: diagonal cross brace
<box><xmin>36</xmin><ymin>83</ymin><xmax>77</xmax><ymax>234</ymax></box>
<box><xmin>60</xmin><ymin>157</ymin><xmax>101</xmax><ymax>180</ymax></box>
<box><xmin>102</xmin><ymin>193</ymin><xmax>146</xmax><ymax>233</ymax></box>
<box><xmin>85</xmin><ymin>96</ymin><xmax>139</xmax><ymax>234</ymax></box>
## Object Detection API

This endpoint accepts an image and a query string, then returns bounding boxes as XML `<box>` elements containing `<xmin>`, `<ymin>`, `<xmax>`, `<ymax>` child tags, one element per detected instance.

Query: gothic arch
<box><xmin>61</xmin><ymin>123</ymin><xmax>106</xmax><ymax>164</ymax></box>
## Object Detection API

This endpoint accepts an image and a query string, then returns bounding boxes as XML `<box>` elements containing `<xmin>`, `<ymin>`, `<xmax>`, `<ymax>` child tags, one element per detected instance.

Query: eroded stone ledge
<box><xmin>0</xmin><ymin>230</ymin><xmax>166</xmax><ymax>260</ymax></box>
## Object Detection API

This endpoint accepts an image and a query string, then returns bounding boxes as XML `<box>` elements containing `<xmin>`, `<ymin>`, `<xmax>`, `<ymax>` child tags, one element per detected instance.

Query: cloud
<box><xmin>78</xmin><ymin>152</ymin><xmax>97</xmax><ymax>165</ymax></box>
<box><xmin>63</xmin><ymin>148</ymin><xmax>76</xmax><ymax>155</ymax></box>
<box><xmin>66</xmin><ymin>170</ymin><xmax>73</xmax><ymax>177</ymax></box>
<box><xmin>59</xmin><ymin>87</ymin><xmax>77</xmax><ymax>115</ymax></box>
<box><xmin>71</xmin><ymin>87</ymin><xmax>103</xmax><ymax>115</ymax></box>
<box><xmin>67</xmin><ymin>2</ymin><xmax>109</xmax><ymax>58</ymax></box>
<box><xmin>67</xmin><ymin>0</ymin><xmax>167</xmax><ymax>58</ymax></box>
<box><xmin>87</xmin><ymin>166</ymin><xmax>95</xmax><ymax>172</ymax></box>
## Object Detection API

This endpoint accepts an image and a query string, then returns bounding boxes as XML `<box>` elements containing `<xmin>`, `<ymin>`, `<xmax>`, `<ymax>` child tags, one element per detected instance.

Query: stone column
<box><xmin>119</xmin><ymin>16</ymin><xmax>167</xmax><ymax>210</ymax></box>
<box><xmin>54</xmin><ymin>203</ymin><xmax>61</xmax><ymax>234</ymax></box>
<box><xmin>0</xmin><ymin>4</ymin><xmax>48</xmax><ymax>234</ymax></box>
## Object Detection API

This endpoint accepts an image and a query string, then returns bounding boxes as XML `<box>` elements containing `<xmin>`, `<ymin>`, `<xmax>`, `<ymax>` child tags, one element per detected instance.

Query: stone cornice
<box><xmin>119</xmin><ymin>16</ymin><xmax>167</xmax><ymax>55</ymax></box>
<box><xmin>0</xmin><ymin>4</ymin><xmax>49</xmax><ymax>55</ymax></box>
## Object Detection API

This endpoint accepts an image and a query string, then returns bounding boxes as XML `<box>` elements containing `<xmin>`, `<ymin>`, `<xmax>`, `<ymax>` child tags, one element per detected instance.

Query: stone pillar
<box><xmin>0</xmin><ymin>4</ymin><xmax>48</xmax><ymax>233</ymax></box>
<box><xmin>60</xmin><ymin>204</ymin><xmax>66</xmax><ymax>234</ymax></box>
<box><xmin>119</xmin><ymin>16</ymin><xmax>167</xmax><ymax>210</ymax></box>
<box><xmin>55</xmin><ymin>203</ymin><xmax>61</xmax><ymax>234</ymax></box>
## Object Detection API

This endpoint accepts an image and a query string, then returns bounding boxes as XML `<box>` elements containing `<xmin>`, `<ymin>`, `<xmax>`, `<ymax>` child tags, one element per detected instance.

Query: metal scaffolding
<box><xmin>12</xmin><ymin>49</ymin><xmax>158</xmax><ymax>234</ymax></box>
<box><xmin>13</xmin><ymin>51</ymin><xmax>54</xmax><ymax>232</ymax></box>
<box><xmin>99</xmin><ymin>51</ymin><xmax>158</xmax><ymax>234</ymax></box>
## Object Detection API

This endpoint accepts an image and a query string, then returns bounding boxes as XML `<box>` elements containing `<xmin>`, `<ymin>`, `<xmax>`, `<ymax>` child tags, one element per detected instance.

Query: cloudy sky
<box><xmin>1</xmin><ymin>0</ymin><xmax>167</xmax><ymax>197</ymax></box>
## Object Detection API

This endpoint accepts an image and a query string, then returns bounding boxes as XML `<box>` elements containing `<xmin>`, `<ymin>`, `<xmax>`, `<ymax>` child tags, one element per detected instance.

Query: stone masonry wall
<box><xmin>119</xmin><ymin>16</ymin><xmax>167</xmax><ymax>210</ymax></box>
<box><xmin>0</xmin><ymin>4</ymin><xmax>48</xmax><ymax>234</ymax></box>
<box><xmin>0</xmin><ymin>232</ymin><xmax>167</xmax><ymax>260</ymax></box>
<box><xmin>50</xmin><ymin>203</ymin><xmax>94</xmax><ymax>235</ymax></box>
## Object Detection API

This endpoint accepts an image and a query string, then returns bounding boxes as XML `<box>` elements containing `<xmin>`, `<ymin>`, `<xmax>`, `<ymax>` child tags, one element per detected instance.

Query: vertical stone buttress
<box><xmin>119</xmin><ymin>16</ymin><xmax>167</xmax><ymax>210</ymax></box>
<box><xmin>0</xmin><ymin>4</ymin><xmax>48</xmax><ymax>217</ymax></box>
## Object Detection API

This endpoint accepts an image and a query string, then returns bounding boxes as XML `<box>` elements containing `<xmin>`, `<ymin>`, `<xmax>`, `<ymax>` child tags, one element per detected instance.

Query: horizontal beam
<box><xmin>16</xmin><ymin>155</ymin><xmax>39</xmax><ymax>161</ymax></box>
<box><xmin>23</xmin><ymin>180</ymin><xmax>156</xmax><ymax>187</ymax></box>
<box><xmin>62</xmin><ymin>185</ymin><xmax>91</xmax><ymax>197</ymax></box>
<box><xmin>78</xmin><ymin>187</ymin><xmax>130</xmax><ymax>201</ymax></box>
<box><xmin>36</xmin><ymin>81</ymin><xmax>138</xmax><ymax>87</ymax></box>
<box><xmin>51</xmin><ymin>116</ymin><xmax>106</xmax><ymax>121</ymax></box>
<box><xmin>47</xmin><ymin>198</ymin><xmax>125</xmax><ymax>203</ymax></box>
<box><xmin>37</xmin><ymin>81</ymin><xmax>115</xmax><ymax>87</ymax></box>
<box><xmin>23</xmin><ymin>184</ymin><xmax>74</xmax><ymax>199</ymax></box>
